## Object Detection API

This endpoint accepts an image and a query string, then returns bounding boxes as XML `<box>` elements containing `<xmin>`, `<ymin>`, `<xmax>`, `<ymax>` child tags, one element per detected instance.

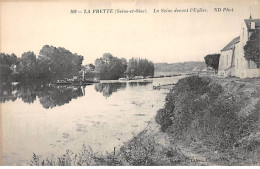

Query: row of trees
<box><xmin>0</xmin><ymin>45</ymin><xmax>83</xmax><ymax>80</ymax></box>
<box><xmin>1</xmin><ymin>47</ymin><xmax>154</xmax><ymax>81</ymax></box>
<box><xmin>94</xmin><ymin>53</ymin><xmax>155</xmax><ymax>80</ymax></box>
<box><xmin>1</xmin><ymin>30</ymin><xmax>258</xmax><ymax>81</ymax></box>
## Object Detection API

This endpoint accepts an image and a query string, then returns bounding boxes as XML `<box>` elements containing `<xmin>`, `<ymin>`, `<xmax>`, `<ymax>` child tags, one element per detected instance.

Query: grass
<box><xmin>30</xmin><ymin>144</ymin><xmax>121</xmax><ymax>166</ymax></box>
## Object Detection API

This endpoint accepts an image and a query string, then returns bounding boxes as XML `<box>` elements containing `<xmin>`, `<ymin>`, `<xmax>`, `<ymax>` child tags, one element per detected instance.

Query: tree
<box><xmin>0</xmin><ymin>53</ymin><xmax>18</xmax><ymax>78</ymax></box>
<box><xmin>204</xmin><ymin>54</ymin><xmax>220</xmax><ymax>73</ymax></box>
<box><xmin>244</xmin><ymin>29</ymin><xmax>260</xmax><ymax>63</ymax></box>
<box><xmin>18</xmin><ymin>51</ymin><xmax>37</xmax><ymax>77</ymax></box>
<box><xmin>126</xmin><ymin>58</ymin><xmax>154</xmax><ymax>77</ymax></box>
<box><xmin>94</xmin><ymin>53</ymin><xmax>126</xmax><ymax>80</ymax></box>
<box><xmin>37</xmin><ymin>45</ymin><xmax>83</xmax><ymax>78</ymax></box>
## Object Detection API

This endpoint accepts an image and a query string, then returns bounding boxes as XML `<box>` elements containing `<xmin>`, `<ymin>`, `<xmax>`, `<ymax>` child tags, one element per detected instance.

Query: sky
<box><xmin>1</xmin><ymin>0</ymin><xmax>260</xmax><ymax>64</ymax></box>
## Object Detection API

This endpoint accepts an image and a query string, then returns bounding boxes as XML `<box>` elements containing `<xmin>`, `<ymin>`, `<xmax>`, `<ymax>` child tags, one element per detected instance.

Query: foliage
<box><xmin>204</xmin><ymin>54</ymin><xmax>220</xmax><ymax>72</ymax></box>
<box><xmin>29</xmin><ymin>144</ymin><xmax>122</xmax><ymax>166</ymax></box>
<box><xmin>94</xmin><ymin>55</ymin><xmax>154</xmax><ymax>80</ymax></box>
<box><xmin>155</xmin><ymin>75</ymin><xmax>259</xmax><ymax>152</ymax></box>
<box><xmin>37</xmin><ymin>45</ymin><xmax>83</xmax><ymax>78</ymax></box>
<box><xmin>118</xmin><ymin>130</ymin><xmax>189</xmax><ymax>166</ymax></box>
<box><xmin>0</xmin><ymin>53</ymin><xmax>18</xmax><ymax>77</ymax></box>
<box><xmin>29</xmin><ymin>139</ymin><xmax>186</xmax><ymax>166</ymax></box>
<box><xmin>244</xmin><ymin>29</ymin><xmax>260</xmax><ymax>63</ymax></box>
<box><xmin>18</xmin><ymin>51</ymin><xmax>37</xmax><ymax>78</ymax></box>
<box><xmin>81</xmin><ymin>64</ymin><xmax>95</xmax><ymax>72</ymax></box>
<box><xmin>1</xmin><ymin>45</ymin><xmax>84</xmax><ymax>80</ymax></box>
<box><xmin>126</xmin><ymin>58</ymin><xmax>154</xmax><ymax>77</ymax></box>
<box><xmin>1</xmin><ymin>48</ymin><xmax>155</xmax><ymax>81</ymax></box>
<box><xmin>155</xmin><ymin>76</ymin><xmax>214</xmax><ymax>132</ymax></box>
<box><xmin>94</xmin><ymin>53</ymin><xmax>127</xmax><ymax>80</ymax></box>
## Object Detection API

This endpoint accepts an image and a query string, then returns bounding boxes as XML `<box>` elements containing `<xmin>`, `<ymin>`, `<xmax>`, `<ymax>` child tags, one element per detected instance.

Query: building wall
<box><xmin>218</xmin><ymin>18</ymin><xmax>260</xmax><ymax>78</ymax></box>
<box><xmin>244</xmin><ymin>69</ymin><xmax>260</xmax><ymax>78</ymax></box>
<box><xmin>218</xmin><ymin>50</ymin><xmax>234</xmax><ymax>76</ymax></box>
<box><xmin>240</xmin><ymin>22</ymin><xmax>249</xmax><ymax>46</ymax></box>
<box><xmin>235</xmin><ymin>22</ymin><xmax>247</xmax><ymax>78</ymax></box>
<box><xmin>234</xmin><ymin>41</ymin><xmax>247</xmax><ymax>77</ymax></box>
<box><xmin>235</xmin><ymin>22</ymin><xmax>260</xmax><ymax>78</ymax></box>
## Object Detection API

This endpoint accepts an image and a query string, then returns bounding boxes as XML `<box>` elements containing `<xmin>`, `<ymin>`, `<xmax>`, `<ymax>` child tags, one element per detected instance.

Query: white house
<box><xmin>218</xmin><ymin>15</ymin><xmax>260</xmax><ymax>78</ymax></box>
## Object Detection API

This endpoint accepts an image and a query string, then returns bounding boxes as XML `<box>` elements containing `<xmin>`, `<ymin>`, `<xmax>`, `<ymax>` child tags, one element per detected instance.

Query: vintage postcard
<box><xmin>0</xmin><ymin>0</ymin><xmax>259</xmax><ymax>166</ymax></box>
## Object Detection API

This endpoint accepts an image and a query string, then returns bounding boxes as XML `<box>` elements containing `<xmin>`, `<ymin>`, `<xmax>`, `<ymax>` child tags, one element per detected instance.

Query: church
<box><xmin>218</xmin><ymin>15</ymin><xmax>260</xmax><ymax>78</ymax></box>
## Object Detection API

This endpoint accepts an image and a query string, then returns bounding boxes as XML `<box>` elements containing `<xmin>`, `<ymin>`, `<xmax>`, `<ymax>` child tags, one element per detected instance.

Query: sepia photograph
<box><xmin>0</xmin><ymin>0</ymin><xmax>259</xmax><ymax>166</ymax></box>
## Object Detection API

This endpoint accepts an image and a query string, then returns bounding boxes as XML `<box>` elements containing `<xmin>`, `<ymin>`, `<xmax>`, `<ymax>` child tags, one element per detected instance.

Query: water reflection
<box><xmin>128</xmin><ymin>81</ymin><xmax>152</xmax><ymax>87</ymax></box>
<box><xmin>0</xmin><ymin>79</ymin><xmax>153</xmax><ymax>108</ymax></box>
<box><xmin>0</xmin><ymin>81</ymin><xmax>19</xmax><ymax>103</ymax></box>
<box><xmin>95</xmin><ymin>81</ymin><xmax>152</xmax><ymax>97</ymax></box>
<box><xmin>2</xmin><ymin>76</ymin><xmax>184</xmax><ymax>165</ymax></box>
<box><xmin>37</xmin><ymin>85</ymin><xmax>85</xmax><ymax>109</ymax></box>
<box><xmin>0</xmin><ymin>80</ymin><xmax>85</xmax><ymax>109</ymax></box>
<box><xmin>95</xmin><ymin>82</ymin><xmax>127</xmax><ymax>97</ymax></box>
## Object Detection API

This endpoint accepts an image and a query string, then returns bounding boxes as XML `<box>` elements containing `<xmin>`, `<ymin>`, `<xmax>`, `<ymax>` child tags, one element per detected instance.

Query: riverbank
<box><xmin>115</xmin><ymin>75</ymin><xmax>260</xmax><ymax>166</ymax></box>
<box><xmin>29</xmin><ymin>75</ymin><xmax>260</xmax><ymax>166</ymax></box>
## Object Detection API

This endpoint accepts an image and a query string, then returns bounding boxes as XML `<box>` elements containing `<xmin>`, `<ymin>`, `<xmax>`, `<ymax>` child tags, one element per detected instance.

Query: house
<box><xmin>218</xmin><ymin>15</ymin><xmax>260</xmax><ymax>78</ymax></box>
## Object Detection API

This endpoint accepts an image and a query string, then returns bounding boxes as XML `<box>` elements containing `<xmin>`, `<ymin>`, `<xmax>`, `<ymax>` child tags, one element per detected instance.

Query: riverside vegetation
<box><xmin>0</xmin><ymin>45</ymin><xmax>154</xmax><ymax>81</ymax></box>
<box><xmin>30</xmin><ymin>75</ymin><xmax>260</xmax><ymax>166</ymax></box>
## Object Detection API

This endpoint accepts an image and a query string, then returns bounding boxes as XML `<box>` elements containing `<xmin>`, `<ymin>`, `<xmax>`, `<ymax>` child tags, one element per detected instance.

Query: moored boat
<box><xmin>53</xmin><ymin>77</ymin><xmax>100</xmax><ymax>86</ymax></box>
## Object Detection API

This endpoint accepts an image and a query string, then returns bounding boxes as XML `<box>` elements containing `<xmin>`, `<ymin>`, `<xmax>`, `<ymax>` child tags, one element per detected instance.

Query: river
<box><xmin>0</xmin><ymin>76</ymin><xmax>184</xmax><ymax>165</ymax></box>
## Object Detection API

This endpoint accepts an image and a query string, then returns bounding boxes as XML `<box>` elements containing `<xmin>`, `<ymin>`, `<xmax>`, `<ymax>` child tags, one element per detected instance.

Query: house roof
<box><xmin>221</xmin><ymin>36</ymin><xmax>240</xmax><ymax>51</ymax></box>
<box><xmin>244</xmin><ymin>18</ymin><xmax>260</xmax><ymax>30</ymax></box>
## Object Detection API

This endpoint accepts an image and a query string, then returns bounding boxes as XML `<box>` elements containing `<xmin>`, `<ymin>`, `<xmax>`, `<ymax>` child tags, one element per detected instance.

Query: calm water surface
<box><xmin>1</xmin><ymin>76</ymin><xmax>184</xmax><ymax>165</ymax></box>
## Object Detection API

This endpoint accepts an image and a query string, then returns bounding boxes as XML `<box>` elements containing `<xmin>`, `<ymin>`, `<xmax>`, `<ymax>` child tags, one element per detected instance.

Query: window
<box><xmin>227</xmin><ymin>55</ymin><xmax>228</xmax><ymax>66</ymax></box>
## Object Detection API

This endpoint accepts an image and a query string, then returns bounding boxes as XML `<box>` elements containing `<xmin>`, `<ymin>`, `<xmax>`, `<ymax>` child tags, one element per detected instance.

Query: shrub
<box><xmin>155</xmin><ymin>75</ymin><xmax>259</xmax><ymax>152</ymax></box>
<box><xmin>156</xmin><ymin>75</ymin><xmax>216</xmax><ymax>133</ymax></box>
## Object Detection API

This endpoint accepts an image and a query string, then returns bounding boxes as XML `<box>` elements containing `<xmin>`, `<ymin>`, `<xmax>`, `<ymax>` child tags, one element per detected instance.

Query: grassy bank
<box><xmin>114</xmin><ymin>75</ymin><xmax>259</xmax><ymax>165</ymax></box>
<box><xmin>30</xmin><ymin>75</ymin><xmax>260</xmax><ymax>166</ymax></box>
<box><xmin>154</xmin><ymin>75</ymin><xmax>260</xmax><ymax>165</ymax></box>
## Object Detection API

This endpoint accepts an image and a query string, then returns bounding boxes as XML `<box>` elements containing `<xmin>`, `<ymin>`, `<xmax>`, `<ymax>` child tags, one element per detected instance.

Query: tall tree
<box><xmin>94</xmin><ymin>53</ymin><xmax>126</xmax><ymax>80</ymax></box>
<box><xmin>126</xmin><ymin>58</ymin><xmax>154</xmax><ymax>77</ymax></box>
<box><xmin>18</xmin><ymin>51</ymin><xmax>37</xmax><ymax>77</ymax></box>
<box><xmin>204</xmin><ymin>54</ymin><xmax>220</xmax><ymax>73</ymax></box>
<box><xmin>37</xmin><ymin>45</ymin><xmax>83</xmax><ymax>78</ymax></box>
<box><xmin>0</xmin><ymin>53</ymin><xmax>18</xmax><ymax>78</ymax></box>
